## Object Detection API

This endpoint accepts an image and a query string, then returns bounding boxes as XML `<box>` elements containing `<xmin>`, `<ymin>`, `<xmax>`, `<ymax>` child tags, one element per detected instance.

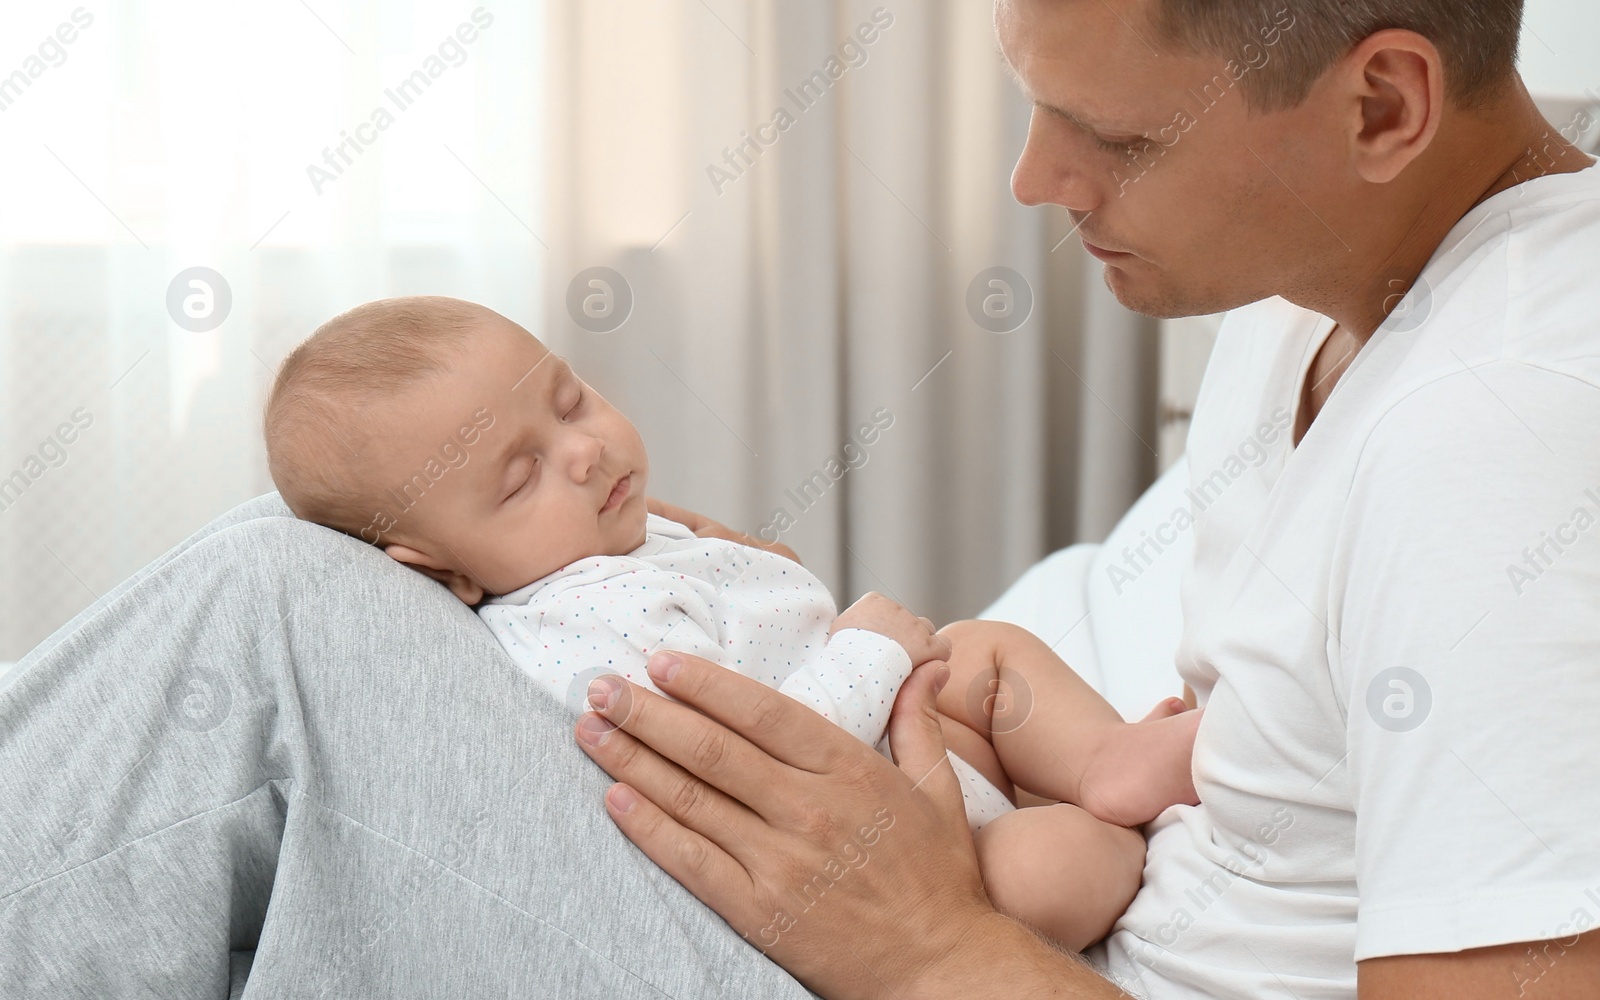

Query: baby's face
<box><xmin>365</xmin><ymin>319</ymin><xmax>650</xmax><ymax>603</ymax></box>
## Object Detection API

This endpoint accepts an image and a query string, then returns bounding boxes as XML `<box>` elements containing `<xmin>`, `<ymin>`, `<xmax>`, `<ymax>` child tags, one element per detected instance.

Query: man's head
<box><xmin>264</xmin><ymin>296</ymin><xmax>650</xmax><ymax>605</ymax></box>
<box><xmin>998</xmin><ymin>0</ymin><xmax>1531</xmax><ymax>323</ymax></box>
<box><xmin>1151</xmin><ymin>1</ymin><xmax>1522</xmax><ymax>114</ymax></box>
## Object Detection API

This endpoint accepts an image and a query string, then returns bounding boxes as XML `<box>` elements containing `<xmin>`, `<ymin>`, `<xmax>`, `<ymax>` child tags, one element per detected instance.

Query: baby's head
<box><xmin>264</xmin><ymin>296</ymin><xmax>650</xmax><ymax>605</ymax></box>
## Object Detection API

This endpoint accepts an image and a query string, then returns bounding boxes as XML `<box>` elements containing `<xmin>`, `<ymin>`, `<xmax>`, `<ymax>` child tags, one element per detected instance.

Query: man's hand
<box><xmin>832</xmin><ymin>592</ymin><xmax>952</xmax><ymax>669</ymax></box>
<box><xmin>572</xmin><ymin>651</ymin><xmax>1121</xmax><ymax>999</ymax></box>
<box><xmin>647</xmin><ymin>497</ymin><xmax>801</xmax><ymax>565</ymax></box>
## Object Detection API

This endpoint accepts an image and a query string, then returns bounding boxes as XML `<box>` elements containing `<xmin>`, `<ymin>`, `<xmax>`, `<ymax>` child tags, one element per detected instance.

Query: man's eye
<box><xmin>1094</xmin><ymin>133</ymin><xmax>1146</xmax><ymax>157</ymax></box>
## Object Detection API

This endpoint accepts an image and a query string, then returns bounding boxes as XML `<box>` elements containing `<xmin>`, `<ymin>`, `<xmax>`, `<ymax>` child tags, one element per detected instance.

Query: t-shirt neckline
<box><xmin>1283</xmin><ymin>156</ymin><xmax>1600</xmax><ymax>455</ymax></box>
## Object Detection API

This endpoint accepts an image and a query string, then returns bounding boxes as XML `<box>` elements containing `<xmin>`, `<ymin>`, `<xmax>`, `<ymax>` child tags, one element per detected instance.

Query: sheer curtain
<box><xmin>1</xmin><ymin>0</ymin><xmax>1160</xmax><ymax>661</ymax></box>
<box><xmin>0</xmin><ymin>0</ymin><xmax>546</xmax><ymax>659</ymax></box>
<box><xmin>544</xmin><ymin>0</ymin><xmax>1160</xmax><ymax>627</ymax></box>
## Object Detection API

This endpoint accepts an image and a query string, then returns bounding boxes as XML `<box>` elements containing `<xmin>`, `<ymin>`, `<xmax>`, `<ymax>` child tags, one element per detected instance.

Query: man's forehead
<box><xmin>996</xmin><ymin>0</ymin><xmax>1169</xmax><ymax>125</ymax></box>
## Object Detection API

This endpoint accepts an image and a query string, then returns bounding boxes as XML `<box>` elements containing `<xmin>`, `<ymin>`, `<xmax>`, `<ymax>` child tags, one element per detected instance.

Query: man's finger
<box><xmin>886</xmin><ymin>662</ymin><xmax>968</xmax><ymax>830</ymax></box>
<box><xmin>576</xmin><ymin>710</ymin><xmax>767</xmax><ymax>863</ymax></box>
<box><xmin>645</xmin><ymin>496</ymin><xmax>705</xmax><ymax>530</ymax></box>
<box><xmin>587</xmin><ymin>663</ymin><xmax>847</xmax><ymax>816</ymax></box>
<box><xmin>597</xmin><ymin>780</ymin><xmax>763</xmax><ymax>934</ymax></box>
<box><xmin>636</xmin><ymin>651</ymin><xmax>860</xmax><ymax>777</ymax></box>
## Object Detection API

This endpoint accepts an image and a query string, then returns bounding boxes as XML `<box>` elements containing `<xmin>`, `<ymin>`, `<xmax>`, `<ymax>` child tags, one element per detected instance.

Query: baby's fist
<box><xmin>832</xmin><ymin>592</ymin><xmax>951</xmax><ymax>668</ymax></box>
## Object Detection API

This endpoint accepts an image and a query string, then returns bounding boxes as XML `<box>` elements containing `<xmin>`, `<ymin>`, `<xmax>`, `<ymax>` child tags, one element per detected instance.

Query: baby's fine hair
<box><xmin>263</xmin><ymin>295</ymin><xmax>503</xmax><ymax>534</ymax></box>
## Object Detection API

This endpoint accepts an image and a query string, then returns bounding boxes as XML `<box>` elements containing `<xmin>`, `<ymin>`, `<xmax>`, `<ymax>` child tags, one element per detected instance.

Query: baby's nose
<box><xmin>567</xmin><ymin>433</ymin><xmax>604</xmax><ymax>478</ymax></box>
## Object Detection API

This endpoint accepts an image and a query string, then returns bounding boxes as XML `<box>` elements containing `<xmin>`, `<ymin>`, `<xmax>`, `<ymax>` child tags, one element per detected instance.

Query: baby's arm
<box><xmin>776</xmin><ymin>591</ymin><xmax>955</xmax><ymax>744</ymax></box>
<box><xmin>936</xmin><ymin>618</ymin><xmax>1200</xmax><ymax>829</ymax></box>
<box><xmin>774</xmin><ymin>629</ymin><xmax>915</xmax><ymax>744</ymax></box>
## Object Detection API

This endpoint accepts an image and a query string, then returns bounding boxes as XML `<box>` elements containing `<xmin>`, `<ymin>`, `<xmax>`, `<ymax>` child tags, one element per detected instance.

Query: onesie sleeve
<box><xmin>478</xmin><ymin>565</ymin><xmax>728</xmax><ymax>716</ymax></box>
<box><xmin>776</xmin><ymin>627</ymin><xmax>914</xmax><ymax>745</ymax></box>
<box><xmin>1329</xmin><ymin>362</ymin><xmax>1600</xmax><ymax>961</ymax></box>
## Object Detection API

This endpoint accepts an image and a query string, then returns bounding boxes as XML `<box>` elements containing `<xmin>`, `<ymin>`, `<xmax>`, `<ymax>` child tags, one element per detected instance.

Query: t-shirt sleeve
<box><xmin>777</xmin><ymin>628</ymin><xmax>914</xmax><ymax>745</ymax></box>
<box><xmin>1329</xmin><ymin>361</ymin><xmax>1600</xmax><ymax>961</ymax></box>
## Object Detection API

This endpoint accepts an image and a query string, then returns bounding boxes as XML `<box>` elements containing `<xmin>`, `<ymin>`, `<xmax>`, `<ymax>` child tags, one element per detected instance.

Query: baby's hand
<box><xmin>832</xmin><ymin>592</ymin><xmax>952</xmax><ymax>668</ymax></box>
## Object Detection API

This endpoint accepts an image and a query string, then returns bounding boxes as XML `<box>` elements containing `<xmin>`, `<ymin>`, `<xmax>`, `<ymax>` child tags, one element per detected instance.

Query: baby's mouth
<box><xmin>600</xmin><ymin>473</ymin><xmax>631</xmax><ymax>513</ymax></box>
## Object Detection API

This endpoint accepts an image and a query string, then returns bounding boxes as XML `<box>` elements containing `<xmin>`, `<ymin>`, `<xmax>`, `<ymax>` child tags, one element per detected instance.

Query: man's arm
<box><xmin>1361</xmin><ymin>931</ymin><xmax>1600</xmax><ymax>998</ymax></box>
<box><xmin>574</xmin><ymin>650</ymin><xmax>1132</xmax><ymax>999</ymax></box>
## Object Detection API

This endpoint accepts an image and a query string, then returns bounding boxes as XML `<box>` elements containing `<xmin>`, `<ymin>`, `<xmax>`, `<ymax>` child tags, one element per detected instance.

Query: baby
<box><xmin>262</xmin><ymin>295</ymin><xmax>1202</xmax><ymax>951</ymax></box>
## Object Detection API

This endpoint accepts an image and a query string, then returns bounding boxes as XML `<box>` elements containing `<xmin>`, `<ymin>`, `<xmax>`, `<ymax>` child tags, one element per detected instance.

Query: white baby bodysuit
<box><xmin>477</xmin><ymin>513</ymin><xmax>1015</xmax><ymax>830</ymax></box>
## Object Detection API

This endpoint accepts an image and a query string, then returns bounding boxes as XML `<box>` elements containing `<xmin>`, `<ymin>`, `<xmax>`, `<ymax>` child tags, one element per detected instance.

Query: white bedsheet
<box><xmin>978</xmin><ymin>459</ymin><xmax>1190</xmax><ymax>721</ymax></box>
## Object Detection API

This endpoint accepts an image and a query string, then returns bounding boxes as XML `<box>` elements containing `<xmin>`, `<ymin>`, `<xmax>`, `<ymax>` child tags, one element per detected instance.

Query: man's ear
<box><xmin>383</xmin><ymin>542</ymin><xmax>486</xmax><ymax>606</ymax></box>
<box><xmin>1341</xmin><ymin>28</ymin><xmax>1445</xmax><ymax>184</ymax></box>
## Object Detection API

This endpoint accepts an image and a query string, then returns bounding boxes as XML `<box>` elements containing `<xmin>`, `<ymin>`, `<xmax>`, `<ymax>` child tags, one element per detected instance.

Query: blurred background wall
<box><xmin>1</xmin><ymin>0</ymin><xmax>1595</xmax><ymax>662</ymax></box>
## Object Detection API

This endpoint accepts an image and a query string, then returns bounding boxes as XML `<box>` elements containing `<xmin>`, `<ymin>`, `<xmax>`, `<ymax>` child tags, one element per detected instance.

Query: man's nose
<box><xmin>1011</xmin><ymin>120</ymin><xmax>1097</xmax><ymax>213</ymax></box>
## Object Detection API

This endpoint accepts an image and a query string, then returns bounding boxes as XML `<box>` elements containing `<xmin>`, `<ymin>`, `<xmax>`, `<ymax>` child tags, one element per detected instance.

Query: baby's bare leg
<box><xmin>974</xmin><ymin>803</ymin><xmax>1146</xmax><ymax>952</ymax></box>
<box><xmin>936</xmin><ymin>618</ymin><xmax>1200</xmax><ymax>827</ymax></box>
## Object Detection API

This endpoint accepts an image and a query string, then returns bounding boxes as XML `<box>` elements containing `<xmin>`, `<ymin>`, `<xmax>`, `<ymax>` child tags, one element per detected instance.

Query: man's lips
<box><xmin>1082</xmin><ymin>238</ymin><xmax>1134</xmax><ymax>261</ymax></box>
<box><xmin>600</xmin><ymin>473</ymin><xmax>631</xmax><ymax>513</ymax></box>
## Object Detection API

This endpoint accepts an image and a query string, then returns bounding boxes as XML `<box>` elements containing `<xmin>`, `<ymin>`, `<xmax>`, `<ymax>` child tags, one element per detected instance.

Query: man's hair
<box><xmin>1150</xmin><ymin>0</ymin><xmax>1525</xmax><ymax>112</ymax></box>
<box><xmin>263</xmin><ymin>295</ymin><xmax>498</xmax><ymax>535</ymax></box>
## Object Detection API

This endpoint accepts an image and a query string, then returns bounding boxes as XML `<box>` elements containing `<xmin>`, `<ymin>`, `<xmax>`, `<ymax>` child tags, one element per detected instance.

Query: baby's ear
<box><xmin>383</xmin><ymin>543</ymin><xmax>485</xmax><ymax>606</ymax></box>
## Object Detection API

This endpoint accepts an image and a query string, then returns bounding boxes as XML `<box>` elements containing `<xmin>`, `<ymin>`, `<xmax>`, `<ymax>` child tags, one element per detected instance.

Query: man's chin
<box><xmin>1099</xmin><ymin>265</ymin><xmax>1246</xmax><ymax>321</ymax></box>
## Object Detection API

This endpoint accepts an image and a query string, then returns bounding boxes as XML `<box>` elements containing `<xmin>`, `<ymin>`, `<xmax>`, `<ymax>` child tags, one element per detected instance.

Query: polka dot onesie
<box><xmin>478</xmin><ymin>513</ymin><xmax>1015</xmax><ymax>832</ymax></box>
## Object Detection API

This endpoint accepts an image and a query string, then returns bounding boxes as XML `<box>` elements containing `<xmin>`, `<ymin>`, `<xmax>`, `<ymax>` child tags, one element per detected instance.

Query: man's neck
<box><xmin>1297</xmin><ymin>92</ymin><xmax>1593</xmax><ymax>345</ymax></box>
<box><xmin>1290</xmin><ymin>92</ymin><xmax>1595</xmax><ymax>446</ymax></box>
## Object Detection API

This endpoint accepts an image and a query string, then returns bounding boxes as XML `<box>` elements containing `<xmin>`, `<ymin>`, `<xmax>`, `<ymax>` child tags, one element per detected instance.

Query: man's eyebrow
<box><xmin>1034</xmin><ymin>99</ymin><xmax>1125</xmax><ymax>135</ymax></box>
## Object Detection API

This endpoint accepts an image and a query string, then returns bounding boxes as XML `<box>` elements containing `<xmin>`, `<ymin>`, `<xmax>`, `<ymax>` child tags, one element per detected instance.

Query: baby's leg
<box><xmin>974</xmin><ymin>803</ymin><xmax>1146</xmax><ymax>952</ymax></box>
<box><xmin>936</xmin><ymin>618</ymin><xmax>1200</xmax><ymax>827</ymax></box>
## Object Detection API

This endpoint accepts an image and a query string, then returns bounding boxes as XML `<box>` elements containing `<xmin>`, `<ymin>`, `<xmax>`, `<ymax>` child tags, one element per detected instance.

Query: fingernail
<box><xmin>648</xmin><ymin>651</ymin><xmax>681</xmax><ymax>683</ymax></box>
<box><xmin>588</xmin><ymin>676</ymin><xmax>622</xmax><ymax>712</ymax></box>
<box><xmin>607</xmin><ymin>784</ymin><xmax>638</xmax><ymax>814</ymax></box>
<box><xmin>933</xmin><ymin>664</ymin><xmax>951</xmax><ymax>694</ymax></box>
<box><xmin>577</xmin><ymin>713</ymin><xmax>615</xmax><ymax>747</ymax></box>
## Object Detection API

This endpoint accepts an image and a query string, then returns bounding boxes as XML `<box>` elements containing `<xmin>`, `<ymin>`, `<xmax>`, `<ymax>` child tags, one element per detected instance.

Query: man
<box><xmin>575</xmin><ymin>0</ymin><xmax>1600</xmax><ymax>997</ymax></box>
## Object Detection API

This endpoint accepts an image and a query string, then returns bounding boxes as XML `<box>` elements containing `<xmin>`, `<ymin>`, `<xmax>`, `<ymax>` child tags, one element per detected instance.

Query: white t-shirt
<box><xmin>1094</xmin><ymin>161</ymin><xmax>1600</xmax><ymax>999</ymax></box>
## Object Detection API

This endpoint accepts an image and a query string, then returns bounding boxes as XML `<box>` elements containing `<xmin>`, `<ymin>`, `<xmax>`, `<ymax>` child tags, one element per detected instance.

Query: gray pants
<box><xmin>0</xmin><ymin>495</ymin><xmax>815</xmax><ymax>998</ymax></box>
